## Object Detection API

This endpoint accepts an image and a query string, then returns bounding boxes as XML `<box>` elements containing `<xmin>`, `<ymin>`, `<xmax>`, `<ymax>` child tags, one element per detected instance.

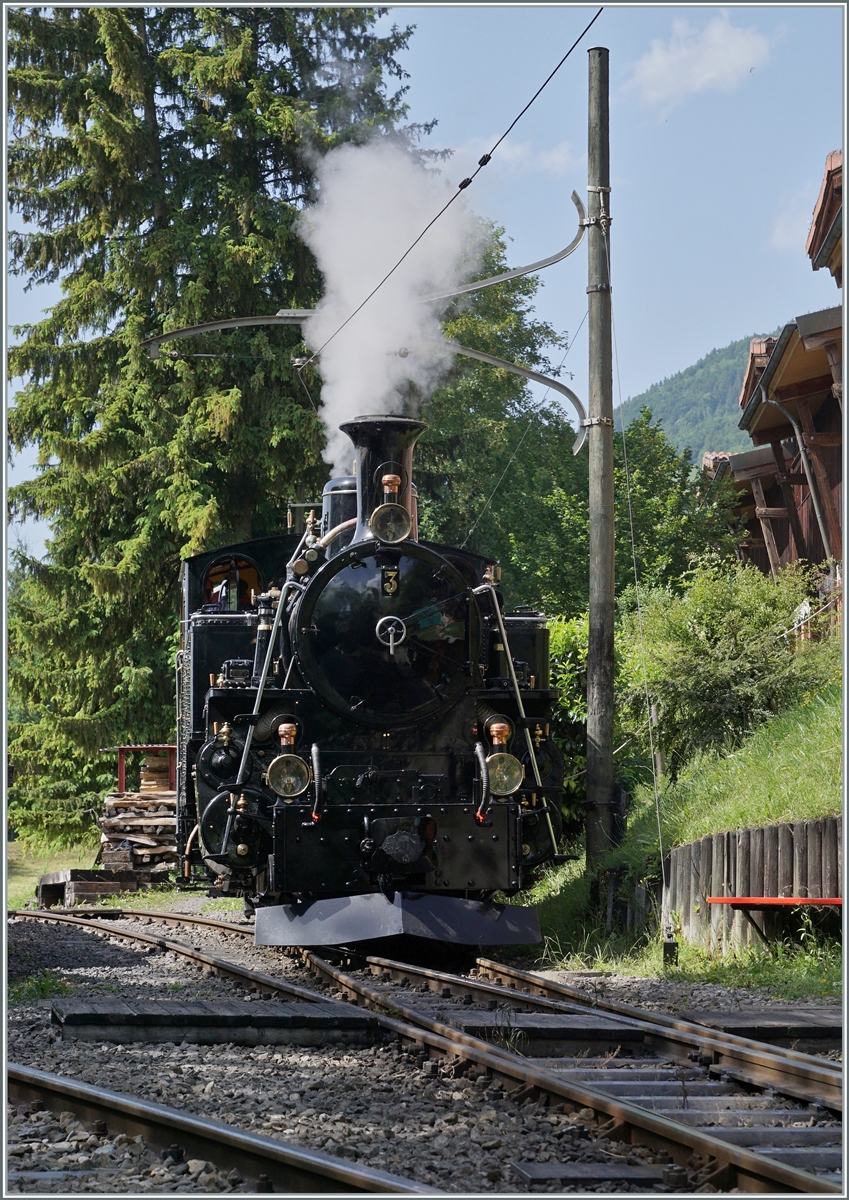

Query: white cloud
<box><xmin>454</xmin><ymin>135</ymin><xmax>580</xmax><ymax>178</ymax></box>
<box><xmin>769</xmin><ymin>185</ymin><xmax>816</xmax><ymax>251</ymax></box>
<box><xmin>626</xmin><ymin>12</ymin><xmax>770</xmax><ymax>116</ymax></box>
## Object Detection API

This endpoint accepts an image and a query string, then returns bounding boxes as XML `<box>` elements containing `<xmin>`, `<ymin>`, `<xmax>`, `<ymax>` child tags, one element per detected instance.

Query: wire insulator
<box><xmin>478</xmin><ymin>154</ymin><xmax>492</xmax><ymax>167</ymax></box>
<box><xmin>458</xmin><ymin>178</ymin><xmax>472</xmax><ymax>190</ymax></box>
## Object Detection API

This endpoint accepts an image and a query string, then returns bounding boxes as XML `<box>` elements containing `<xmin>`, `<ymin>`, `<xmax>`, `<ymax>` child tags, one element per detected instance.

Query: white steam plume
<box><xmin>297</xmin><ymin>139</ymin><xmax>483</xmax><ymax>473</ymax></box>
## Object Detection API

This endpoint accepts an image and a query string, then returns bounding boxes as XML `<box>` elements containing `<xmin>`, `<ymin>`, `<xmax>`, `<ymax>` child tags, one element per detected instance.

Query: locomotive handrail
<box><xmin>215</xmin><ymin>569</ymin><xmax>302</xmax><ymax>860</ymax></box>
<box><xmin>474</xmin><ymin>582</ymin><xmax>559</xmax><ymax>856</ymax></box>
<box><xmin>474</xmin><ymin>741</ymin><xmax>491</xmax><ymax>821</ymax></box>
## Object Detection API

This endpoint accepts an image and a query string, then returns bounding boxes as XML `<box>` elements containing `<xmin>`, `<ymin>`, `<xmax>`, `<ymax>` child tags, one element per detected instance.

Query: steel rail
<box><xmin>9</xmin><ymin>910</ymin><xmax>325</xmax><ymax>1004</ymax></box>
<box><xmin>363</xmin><ymin>952</ymin><xmax>842</xmax><ymax>1103</ymax></box>
<box><xmin>10</xmin><ymin>909</ymin><xmax>839</xmax><ymax>1192</ymax></box>
<box><xmin>7</xmin><ymin>1064</ymin><xmax>434</xmax><ymax>1194</ymax></box>
<box><xmin>365</xmin><ymin>953</ymin><xmax>840</xmax><ymax>1111</ymax></box>
<box><xmin>475</xmin><ymin>957</ymin><xmax>842</xmax><ymax>1098</ymax></box>
<box><xmin>20</xmin><ymin>908</ymin><xmax>838</xmax><ymax>1096</ymax></box>
<box><xmin>23</xmin><ymin>908</ymin><xmax>838</xmax><ymax>1103</ymax></box>
<box><xmin>301</xmin><ymin>951</ymin><xmax>840</xmax><ymax>1195</ymax></box>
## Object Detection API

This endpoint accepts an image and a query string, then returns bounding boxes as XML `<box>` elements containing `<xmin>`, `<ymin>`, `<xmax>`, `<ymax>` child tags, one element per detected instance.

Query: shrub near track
<box><xmin>616</xmin><ymin>559</ymin><xmax>839</xmax><ymax>777</ymax></box>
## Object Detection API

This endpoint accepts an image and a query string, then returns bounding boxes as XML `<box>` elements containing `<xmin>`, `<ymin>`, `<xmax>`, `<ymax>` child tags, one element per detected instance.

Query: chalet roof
<box><xmin>813</xmin><ymin>204</ymin><xmax>842</xmax><ymax>273</ymax></box>
<box><xmin>737</xmin><ymin>335</ymin><xmax>778</xmax><ymax>410</ymax></box>
<box><xmin>806</xmin><ymin>149</ymin><xmax>841</xmax><ymax>265</ymax></box>
<box><xmin>796</xmin><ymin>305</ymin><xmax>842</xmax><ymax>341</ymax></box>
<box><xmin>727</xmin><ymin>445</ymin><xmax>776</xmax><ymax>473</ymax></box>
<box><xmin>738</xmin><ymin>306</ymin><xmax>838</xmax><ymax>439</ymax></box>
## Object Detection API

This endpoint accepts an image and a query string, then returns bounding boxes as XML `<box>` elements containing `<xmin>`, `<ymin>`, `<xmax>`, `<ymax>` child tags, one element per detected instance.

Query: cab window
<box><xmin>203</xmin><ymin>557</ymin><xmax>262</xmax><ymax>610</ymax></box>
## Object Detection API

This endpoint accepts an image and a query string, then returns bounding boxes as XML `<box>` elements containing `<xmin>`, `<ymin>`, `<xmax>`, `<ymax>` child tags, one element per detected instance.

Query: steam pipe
<box><xmin>182</xmin><ymin>823</ymin><xmax>199</xmax><ymax>878</ymax></box>
<box><xmin>317</xmin><ymin>517</ymin><xmax>357</xmax><ymax>548</ymax></box>
<box><xmin>761</xmin><ymin>389</ymin><xmax>833</xmax><ymax>561</ymax></box>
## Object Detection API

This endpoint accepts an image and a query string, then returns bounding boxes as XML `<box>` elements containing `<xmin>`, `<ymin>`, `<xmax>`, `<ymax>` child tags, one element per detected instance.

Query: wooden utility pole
<box><xmin>585</xmin><ymin>46</ymin><xmax>615</xmax><ymax>872</ymax></box>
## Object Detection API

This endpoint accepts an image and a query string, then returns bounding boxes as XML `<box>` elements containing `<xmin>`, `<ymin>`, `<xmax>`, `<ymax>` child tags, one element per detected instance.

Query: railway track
<box><xmin>8</xmin><ymin>906</ymin><xmax>842</xmax><ymax>1193</ymax></box>
<box><xmin>7</xmin><ymin>1064</ymin><xmax>434</xmax><ymax>1194</ymax></box>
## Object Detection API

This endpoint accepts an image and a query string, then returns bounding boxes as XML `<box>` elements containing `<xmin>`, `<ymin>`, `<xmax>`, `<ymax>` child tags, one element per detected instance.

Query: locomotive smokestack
<box><xmin>339</xmin><ymin>415</ymin><xmax>426</xmax><ymax>544</ymax></box>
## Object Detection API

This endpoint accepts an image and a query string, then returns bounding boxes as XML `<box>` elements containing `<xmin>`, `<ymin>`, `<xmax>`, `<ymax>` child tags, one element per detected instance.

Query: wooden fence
<box><xmin>660</xmin><ymin>817</ymin><xmax>842</xmax><ymax>950</ymax></box>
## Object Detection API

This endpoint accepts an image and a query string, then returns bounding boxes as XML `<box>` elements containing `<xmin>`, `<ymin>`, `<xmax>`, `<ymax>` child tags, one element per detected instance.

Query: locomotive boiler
<box><xmin>177</xmin><ymin>415</ymin><xmax>565</xmax><ymax>945</ymax></box>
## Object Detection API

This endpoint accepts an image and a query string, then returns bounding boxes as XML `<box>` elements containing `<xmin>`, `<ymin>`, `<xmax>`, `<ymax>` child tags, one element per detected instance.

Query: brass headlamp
<box><xmin>485</xmin><ymin>722</ymin><xmax>524</xmax><ymax>796</ymax></box>
<box><xmin>370</xmin><ymin>474</ymin><xmax>412</xmax><ymax>543</ymax></box>
<box><xmin>266</xmin><ymin>722</ymin><xmax>311</xmax><ymax>799</ymax></box>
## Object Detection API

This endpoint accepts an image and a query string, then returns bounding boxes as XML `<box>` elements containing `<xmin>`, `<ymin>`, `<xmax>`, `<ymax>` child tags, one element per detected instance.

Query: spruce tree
<box><xmin>7</xmin><ymin>6</ymin><xmax>415</xmax><ymax>845</ymax></box>
<box><xmin>7</xmin><ymin>8</ymin><xmax>737</xmax><ymax>849</ymax></box>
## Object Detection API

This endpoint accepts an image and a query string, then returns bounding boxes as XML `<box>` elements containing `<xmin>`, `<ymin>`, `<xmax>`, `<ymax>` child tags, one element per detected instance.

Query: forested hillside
<box><xmin>616</xmin><ymin>334</ymin><xmax>769</xmax><ymax>465</ymax></box>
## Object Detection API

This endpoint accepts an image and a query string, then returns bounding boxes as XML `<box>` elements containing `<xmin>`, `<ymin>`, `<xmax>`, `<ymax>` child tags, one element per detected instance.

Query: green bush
<box><xmin>548</xmin><ymin>615</ymin><xmax>589</xmax><ymax>827</ymax></box>
<box><xmin>617</xmin><ymin>560</ymin><xmax>838</xmax><ymax>776</ymax></box>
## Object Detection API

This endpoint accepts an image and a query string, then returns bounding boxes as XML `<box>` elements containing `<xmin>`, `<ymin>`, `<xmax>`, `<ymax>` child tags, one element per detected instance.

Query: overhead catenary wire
<box><xmin>297</xmin><ymin>7</ymin><xmax>604</xmax><ymax>374</ymax></box>
<box><xmin>460</xmin><ymin>310</ymin><xmax>588</xmax><ymax>549</ymax></box>
<box><xmin>601</xmin><ymin>227</ymin><xmax>669</xmax><ymax>895</ymax></box>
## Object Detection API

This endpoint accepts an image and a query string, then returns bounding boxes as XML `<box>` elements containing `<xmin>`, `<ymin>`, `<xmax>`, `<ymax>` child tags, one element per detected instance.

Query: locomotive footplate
<box><xmin>255</xmin><ymin>892</ymin><xmax>541</xmax><ymax>947</ymax></box>
<box><xmin>270</xmin><ymin>802</ymin><xmax>521</xmax><ymax>899</ymax></box>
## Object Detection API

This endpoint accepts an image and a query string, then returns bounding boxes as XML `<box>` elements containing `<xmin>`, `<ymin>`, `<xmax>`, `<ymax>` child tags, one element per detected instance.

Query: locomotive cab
<box><xmin>176</xmin><ymin>415</ymin><xmax>564</xmax><ymax>945</ymax></box>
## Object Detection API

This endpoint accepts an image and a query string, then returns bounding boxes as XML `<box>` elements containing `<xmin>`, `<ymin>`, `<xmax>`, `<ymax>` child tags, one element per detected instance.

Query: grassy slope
<box><xmin>616</xmin><ymin>334</ymin><xmax>766</xmax><ymax>465</ymax></box>
<box><xmin>625</xmin><ymin>680</ymin><xmax>842</xmax><ymax>863</ymax></box>
<box><xmin>517</xmin><ymin>677</ymin><xmax>842</xmax><ymax>997</ymax></box>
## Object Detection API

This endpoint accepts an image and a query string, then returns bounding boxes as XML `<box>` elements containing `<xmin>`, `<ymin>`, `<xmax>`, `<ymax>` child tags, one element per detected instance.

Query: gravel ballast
<box><xmin>8</xmin><ymin>915</ymin><xmax>678</xmax><ymax>1194</ymax></box>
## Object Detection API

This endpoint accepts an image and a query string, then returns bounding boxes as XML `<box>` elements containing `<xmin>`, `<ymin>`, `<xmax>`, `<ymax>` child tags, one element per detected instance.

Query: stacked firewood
<box><xmin>99</xmin><ymin>753</ymin><xmax>178</xmax><ymax>872</ymax></box>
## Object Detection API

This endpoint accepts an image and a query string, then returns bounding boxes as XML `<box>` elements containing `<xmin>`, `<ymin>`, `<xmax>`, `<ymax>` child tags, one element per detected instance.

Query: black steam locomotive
<box><xmin>177</xmin><ymin>415</ymin><xmax>565</xmax><ymax>945</ymax></box>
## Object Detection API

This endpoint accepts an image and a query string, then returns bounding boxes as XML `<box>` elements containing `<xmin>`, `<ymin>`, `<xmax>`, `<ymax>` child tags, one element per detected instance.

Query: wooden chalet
<box><xmin>702</xmin><ymin>150</ymin><xmax>843</xmax><ymax>578</ymax></box>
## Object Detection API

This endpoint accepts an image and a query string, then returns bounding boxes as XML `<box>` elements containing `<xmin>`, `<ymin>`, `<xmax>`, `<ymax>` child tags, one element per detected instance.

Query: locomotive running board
<box><xmin>254</xmin><ymin>893</ymin><xmax>541</xmax><ymax>947</ymax></box>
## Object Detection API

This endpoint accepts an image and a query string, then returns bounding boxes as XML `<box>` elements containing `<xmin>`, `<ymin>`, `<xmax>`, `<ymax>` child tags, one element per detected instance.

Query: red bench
<box><xmin>707</xmin><ymin>897</ymin><xmax>841</xmax><ymax>909</ymax></box>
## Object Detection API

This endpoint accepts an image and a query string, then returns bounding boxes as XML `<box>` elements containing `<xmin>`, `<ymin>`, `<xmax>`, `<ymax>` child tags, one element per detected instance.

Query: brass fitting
<box><xmin>382</xmin><ymin>473</ymin><xmax>401</xmax><ymax>499</ymax></box>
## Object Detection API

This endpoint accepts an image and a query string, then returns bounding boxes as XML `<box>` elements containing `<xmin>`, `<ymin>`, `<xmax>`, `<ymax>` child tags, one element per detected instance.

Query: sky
<box><xmin>5</xmin><ymin>3</ymin><xmax>845</xmax><ymax>560</ymax></box>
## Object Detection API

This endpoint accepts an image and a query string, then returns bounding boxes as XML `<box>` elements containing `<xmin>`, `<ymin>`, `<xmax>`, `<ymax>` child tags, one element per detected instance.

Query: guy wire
<box><xmin>298</xmin><ymin>7</ymin><xmax>604</xmax><ymax>373</ymax></box>
<box><xmin>461</xmin><ymin>309</ymin><xmax>588</xmax><ymax>549</ymax></box>
<box><xmin>602</xmin><ymin>228</ymin><xmax>668</xmax><ymax>893</ymax></box>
